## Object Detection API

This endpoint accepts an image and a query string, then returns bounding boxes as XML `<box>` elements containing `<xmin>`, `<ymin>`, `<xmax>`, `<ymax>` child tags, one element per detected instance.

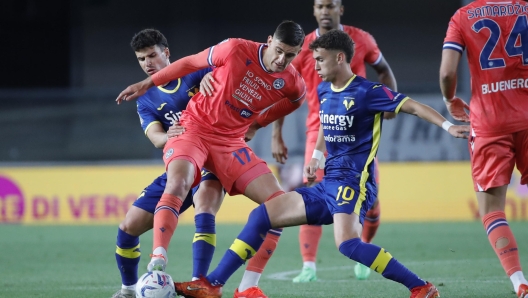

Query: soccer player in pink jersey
<box><xmin>440</xmin><ymin>1</ymin><xmax>528</xmax><ymax>297</ymax></box>
<box><xmin>272</xmin><ymin>0</ymin><xmax>398</xmax><ymax>283</ymax></box>
<box><xmin>117</xmin><ymin>20</ymin><xmax>306</xmax><ymax>298</ymax></box>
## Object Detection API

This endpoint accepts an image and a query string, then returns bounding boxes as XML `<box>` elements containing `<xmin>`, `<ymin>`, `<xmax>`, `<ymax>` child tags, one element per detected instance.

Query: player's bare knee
<box><xmin>165</xmin><ymin>177</ymin><xmax>192</xmax><ymax>197</ymax></box>
<box><xmin>194</xmin><ymin>205</ymin><xmax>218</xmax><ymax>216</ymax></box>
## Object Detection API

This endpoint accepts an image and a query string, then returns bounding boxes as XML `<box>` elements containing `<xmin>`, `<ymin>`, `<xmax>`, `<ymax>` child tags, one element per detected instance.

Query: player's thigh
<box><xmin>192</xmin><ymin>178</ymin><xmax>225</xmax><ymax>215</ymax></box>
<box><xmin>333</xmin><ymin>212</ymin><xmax>363</xmax><ymax>247</ymax></box>
<box><xmin>164</xmin><ymin>134</ymin><xmax>208</xmax><ymax>192</ymax></box>
<box><xmin>469</xmin><ymin>131</ymin><xmax>516</xmax><ymax>191</ymax></box>
<box><xmin>304</xmin><ymin>130</ymin><xmax>324</xmax><ymax>184</ymax></box>
<box><xmin>120</xmin><ymin>206</ymin><xmax>154</xmax><ymax>236</ymax></box>
<box><xmin>122</xmin><ymin>174</ymin><xmax>167</xmax><ymax>236</ymax></box>
<box><xmin>514</xmin><ymin>129</ymin><xmax>528</xmax><ymax>185</ymax></box>
<box><xmin>243</xmin><ymin>172</ymin><xmax>284</xmax><ymax>204</ymax></box>
<box><xmin>264</xmin><ymin>191</ymin><xmax>308</xmax><ymax>229</ymax></box>
<box><xmin>295</xmin><ymin>183</ymin><xmax>334</xmax><ymax>226</ymax></box>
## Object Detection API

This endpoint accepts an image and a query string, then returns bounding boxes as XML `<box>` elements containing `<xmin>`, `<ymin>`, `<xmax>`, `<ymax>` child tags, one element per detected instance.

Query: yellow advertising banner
<box><xmin>0</xmin><ymin>163</ymin><xmax>526</xmax><ymax>225</ymax></box>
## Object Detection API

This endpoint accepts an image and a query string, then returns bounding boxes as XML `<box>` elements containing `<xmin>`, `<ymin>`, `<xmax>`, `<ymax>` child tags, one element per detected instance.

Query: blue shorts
<box><xmin>296</xmin><ymin>177</ymin><xmax>376</xmax><ymax>226</ymax></box>
<box><xmin>132</xmin><ymin>169</ymin><xmax>219</xmax><ymax>214</ymax></box>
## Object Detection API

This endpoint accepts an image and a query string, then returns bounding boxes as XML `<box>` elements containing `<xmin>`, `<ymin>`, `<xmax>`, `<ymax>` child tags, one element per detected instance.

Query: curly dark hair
<box><xmin>130</xmin><ymin>29</ymin><xmax>169</xmax><ymax>52</ymax></box>
<box><xmin>274</xmin><ymin>20</ymin><xmax>305</xmax><ymax>47</ymax></box>
<box><xmin>308</xmin><ymin>29</ymin><xmax>355</xmax><ymax>63</ymax></box>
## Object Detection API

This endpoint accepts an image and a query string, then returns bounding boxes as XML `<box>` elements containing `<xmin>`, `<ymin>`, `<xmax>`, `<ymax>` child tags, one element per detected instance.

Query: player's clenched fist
<box><xmin>116</xmin><ymin>77</ymin><xmax>155</xmax><ymax>104</ymax></box>
<box><xmin>447</xmin><ymin>124</ymin><xmax>470</xmax><ymax>139</ymax></box>
<box><xmin>304</xmin><ymin>158</ymin><xmax>320</xmax><ymax>183</ymax></box>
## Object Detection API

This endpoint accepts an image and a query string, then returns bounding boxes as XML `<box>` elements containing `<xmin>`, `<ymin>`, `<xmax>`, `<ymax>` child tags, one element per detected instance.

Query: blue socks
<box><xmin>115</xmin><ymin>229</ymin><xmax>141</xmax><ymax>286</ymax></box>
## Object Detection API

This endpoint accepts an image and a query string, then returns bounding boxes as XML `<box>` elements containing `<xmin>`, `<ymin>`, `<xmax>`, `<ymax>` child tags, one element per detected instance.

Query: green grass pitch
<box><xmin>1</xmin><ymin>222</ymin><xmax>527</xmax><ymax>297</ymax></box>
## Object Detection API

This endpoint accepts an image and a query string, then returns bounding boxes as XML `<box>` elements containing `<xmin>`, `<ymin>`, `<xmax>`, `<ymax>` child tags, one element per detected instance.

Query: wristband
<box><xmin>312</xmin><ymin>149</ymin><xmax>324</xmax><ymax>161</ymax></box>
<box><xmin>442</xmin><ymin>96</ymin><xmax>453</xmax><ymax>103</ymax></box>
<box><xmin>441</xmin><ymin>120</ymin><xmax>454</xmax><ymax>132</ymax></box>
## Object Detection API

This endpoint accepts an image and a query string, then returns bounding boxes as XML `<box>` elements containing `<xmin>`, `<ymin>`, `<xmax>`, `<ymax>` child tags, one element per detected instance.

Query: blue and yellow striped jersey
<box><xmin>137</xmin><ymin>68</ymin><xmax>211</xmax><ymax>134</ymax></box>
<box><xmin>317</xmin><ymin>75</ymin><xmax>409</xmax><ymax>182</ymax></box>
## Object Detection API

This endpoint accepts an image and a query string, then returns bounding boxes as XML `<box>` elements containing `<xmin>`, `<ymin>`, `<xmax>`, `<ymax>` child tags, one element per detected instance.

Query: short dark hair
<box><xmin>130</xmin><ymin>29</ymin><xmax>169</xmax><ymax>52</ymax></box>
<box><xmin>309</xmin><ymin>29</ymin><xmax>355</xmax><ymax>63</ymax></box>
<box><xmin>273</xmin><ymin>20</ymin><xmax>305</xmax><ymax>47</ymax></box>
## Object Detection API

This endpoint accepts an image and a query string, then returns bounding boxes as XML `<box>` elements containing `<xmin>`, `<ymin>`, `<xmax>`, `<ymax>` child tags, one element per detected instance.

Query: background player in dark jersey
<box><xmin>440</xmin><ymin>1</ymin><xmax>528</xmax><ymax>297</ymax></box>
<box><xmin>276</xmin><ymin>0</ymin><xmax>399</xmax><ymax>282</ymax></box>
<box><xmin>177</xmin><ymin>30</ymin><xmax>469</xmax><ymax>298</ymax></box>
<box><xmin>112</xmin><ymin>29</ymin><xmax>224</xmax><ymax>298</ymax></box>
<box><xmin>116</xmin><ymin>21</ymin><xmax>306</xmax><ymax>298</ymax></box>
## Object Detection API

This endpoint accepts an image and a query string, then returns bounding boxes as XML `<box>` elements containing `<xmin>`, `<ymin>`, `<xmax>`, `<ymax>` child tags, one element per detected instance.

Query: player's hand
<box><xmin>244</xmin><ymin>122</ymin><xmax>261</xmax><ymax>142</ymax></box>
<box><xmin>383</xmin><ymin>112</ymin><xmax>396</xmax><ymax>120</ymax></box>
<box><xmin>445</xmin><ymin>97</ymin><xmax>470</xmax><ymax>122</ymax></box>
<box><xmin>304</xmin><ymin>158</ymin><xmax>320</xmax><ymax>183</ymax></box>
<box><xmin>271</xmin><ymin>136</ymin><xmax>288</xmax><ymax>164</ymax></box>
<box><xmin>200</xmin><ymin>72</ymin><xmax>216</xmax><ymax>96</ymax></box>
<box><xmin>448</xmin><ymin>124</ymin><xmax>470</xmax><ymax>139</ymax></box>
<box><xmin>166</xmin><ymin>121</ymin><xmax>185</xmax><ymax>139</ymax></box>
<box><xmin>116</xmin><ymin>77</ymin><xmax>154</xmax><ymax>105</ymax></box>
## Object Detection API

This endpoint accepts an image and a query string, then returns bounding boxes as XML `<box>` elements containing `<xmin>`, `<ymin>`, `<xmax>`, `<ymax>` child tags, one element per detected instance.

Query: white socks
<box><xmin>122</xmin><ymin>284</ymin><xmax>135</xmax><ymax>291</ymax></box>
<box><xmin>152</xmin><ymin>247</ymin><xmax>168</xmax><ymax>263</ymax></box>
<box><xmin>238</xmin><ymin>270</ymin><xmax>262</xmax><ymax>292</ymax></box>
<box><xmin>303</xmin><ymin>261</ymin><xmax>316</xmax><ymax>271</ymax></box>
<box><xmin>510</xmin><ymin>271</ymin><xmax>528</xmax><ymax>292</ymax></box>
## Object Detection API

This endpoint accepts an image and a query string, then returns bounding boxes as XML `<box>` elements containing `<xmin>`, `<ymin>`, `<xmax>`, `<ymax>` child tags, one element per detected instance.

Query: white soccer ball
<box><xmin>135</xmin><ymin>271</ymin><xmax>177</xmax><ymax>298</ymax></box>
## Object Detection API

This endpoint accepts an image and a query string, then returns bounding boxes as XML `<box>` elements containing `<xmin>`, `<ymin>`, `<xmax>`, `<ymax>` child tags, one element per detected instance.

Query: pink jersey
<box><xmin>444</xmin><ymin>0</ymin><xmax>528</xmax><ymax>136</ymax></box>
<box><xmin>178</xmin><ymin>38</ymin><xmax>305</xmax><ymax>138</ymax></box>
<box><xmin>292</xmin><ymin>25</ymin><xmax>382</xmax><ymax>132</ymax></box>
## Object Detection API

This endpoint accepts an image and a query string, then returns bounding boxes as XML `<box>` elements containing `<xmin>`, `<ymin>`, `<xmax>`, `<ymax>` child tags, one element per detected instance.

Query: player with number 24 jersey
<box><xmin>443</xmin><ymin>0</ymin><xmax>528</xmax><ymax>136</ymax></box>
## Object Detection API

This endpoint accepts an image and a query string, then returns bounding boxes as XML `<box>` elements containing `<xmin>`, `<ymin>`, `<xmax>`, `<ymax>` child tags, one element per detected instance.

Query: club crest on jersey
<box><xmin>273</xmin><ymin>78</ymin><xmax>285</xmax><ymax>90</ymax></box>
<box><xmin>343</xmin><ymin>97</ymin><xmax>355</xmax><ymax>110</ymax></box>
<box><xmin>164</xmin><ymin>148</ymin><xmax>174</xmax><ymax>160</ymax></box>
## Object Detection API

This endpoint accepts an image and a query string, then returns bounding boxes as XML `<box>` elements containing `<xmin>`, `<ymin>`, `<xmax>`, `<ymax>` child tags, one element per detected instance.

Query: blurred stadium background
<box><xmin>1</xmin><ymin>0</ymin><xmax>528</xmax><ymax>297</ymax></box>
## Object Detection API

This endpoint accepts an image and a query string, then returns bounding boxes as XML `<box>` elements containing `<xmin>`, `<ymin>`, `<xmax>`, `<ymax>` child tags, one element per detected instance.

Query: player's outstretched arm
<box><xmin>116</xmin><ymin>77</ymin><xmax>155</xmax><ymax>104</ymax></box>
<box><xmin>400</xmin><ymin>98</ymin><xmax>469</xmax><ymax>139</ymax></box>
<box><xmin>271</xmin><ymin>118</ymin><xmax>288</xmax><ymax>164</ymax></box>
<box><xmin>439</xmin><ymin>49</ymin><xmax>470</xmax><ymax>122</ymax></box>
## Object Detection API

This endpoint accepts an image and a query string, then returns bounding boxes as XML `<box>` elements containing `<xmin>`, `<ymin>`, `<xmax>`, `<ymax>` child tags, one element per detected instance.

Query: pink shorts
<box><xmin>163</xmin><ymin>130</ymin><xmax>270</xmax><ymax>195</ymax></box>
<box><xmin>469</xmin><ymin>128</ymin><xmax>528</xmax><ymax>191</ymax></box>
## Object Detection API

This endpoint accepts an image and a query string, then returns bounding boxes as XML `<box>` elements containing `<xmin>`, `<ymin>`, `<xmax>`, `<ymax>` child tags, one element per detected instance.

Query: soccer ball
<box><xmin>135</xmin><ymin>271</ymin><xmax>177</xmax><ymax>298</ymax></box>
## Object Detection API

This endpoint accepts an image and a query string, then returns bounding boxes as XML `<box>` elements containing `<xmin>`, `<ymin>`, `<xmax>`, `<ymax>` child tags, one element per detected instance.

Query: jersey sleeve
<box><xmin>183</xmin><ymin>68</ymin><xmax>213</xmax><ymax>87</ymax></box>
<box><xmin>366</xmin><ymin>84</ymin><xmax>410</xmax><ymax>114</ymax></box>
<box><xmin>443</xmin><ymin>9</ymin><xmax>465</xmax><ymax>54</ymax></box>
<box><xmin>256</xmin><ymin>71</ymin><xmax>306</xmax><ymax>127</ymax></box>
<box><xmin>362</xmin><ymin>31</ymin><xmax>382</xmax><ymax>65</ymax></box>
<box><xmin>137</xmin><ymin>99</ymin><xmax>161</xmax><ymax>135</ymax></box>
<box><xmin>206</xmin><ymin>38</ymin><xmax>243</xmax><ymax>68</ymax></box>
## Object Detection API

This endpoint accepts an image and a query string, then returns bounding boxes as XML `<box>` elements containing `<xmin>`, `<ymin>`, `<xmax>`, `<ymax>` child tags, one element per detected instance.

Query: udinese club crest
<box><xmin>273</xmin><ymin>78</ymin><xmax>285</xmax><ymax>90</ymax></box>
<box><xmin>164</xmin><ymin>148</ymin><xmax>174</xmax><ymax>159</ymax></box>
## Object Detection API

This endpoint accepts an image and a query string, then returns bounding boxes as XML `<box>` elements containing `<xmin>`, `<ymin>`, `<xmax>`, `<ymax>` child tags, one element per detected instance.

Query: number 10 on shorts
<box><xmin>336</xmin><ymin>185</ymin><xmax>355</xmax><ymax>206</ymax></box>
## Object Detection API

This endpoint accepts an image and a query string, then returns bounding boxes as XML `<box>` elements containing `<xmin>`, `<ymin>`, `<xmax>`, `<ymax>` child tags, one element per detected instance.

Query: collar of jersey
<box><xmin>316</xmin><ymin>24</ymin><xmax>344</xmax><ymax>38</ymax></box>
<box><xmin>157</xmin><ymin>78</ymin><xmax>182</xmax><ymax>94</ymax></box>
<box><xmin>331</xmin><ymin>74</ymin><xmax>356</xmax><ymax>92</ymax></box>
<box><xmin>258</xmin><ymin>44</ymin><xmax>273</xmax><ymax>73</ymax></box>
